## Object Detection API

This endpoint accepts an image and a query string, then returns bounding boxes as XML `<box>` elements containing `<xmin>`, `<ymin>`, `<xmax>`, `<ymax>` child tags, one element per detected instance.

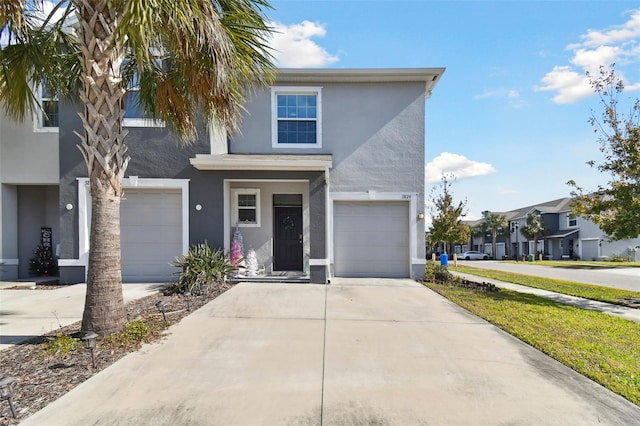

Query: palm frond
<box><xmin>0</xmin><ymin>1</ymin><xmax>80</xmax><ymax>122</ymax></box>
<box><xmin>118</xmin><ymin>0</ymin><xmax>276</xmax><ymax>143</ymax></box>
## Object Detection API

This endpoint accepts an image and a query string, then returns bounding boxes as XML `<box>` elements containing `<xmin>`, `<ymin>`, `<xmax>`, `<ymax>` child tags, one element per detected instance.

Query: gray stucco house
<box><xmin>1</xmin><ymin>67</ymin><xmax>445</xmax><ymax>284</ymax></box>
<box><xmin>463</xmin><ymin>197</ymin><xmax>640</xmax><ymax>261</ymax></box>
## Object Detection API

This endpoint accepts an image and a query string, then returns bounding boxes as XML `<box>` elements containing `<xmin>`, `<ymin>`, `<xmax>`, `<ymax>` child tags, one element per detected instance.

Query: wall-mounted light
<box><xmin>65</xmin><ymin>203</ymin><xmax>74</xmax><ymax>211</ymax></box>
<box><xmin>195</xmin><ymin>204</ymin><xmax>203</xmax><ymax>211</ymax></box>
<box><xmin>417</xmin><ymin>213</ymin><xmax>425</xmax><ymax>220</ymax></box>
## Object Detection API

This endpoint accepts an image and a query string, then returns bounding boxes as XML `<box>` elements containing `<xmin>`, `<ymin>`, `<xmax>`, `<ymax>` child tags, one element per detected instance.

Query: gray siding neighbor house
<box><xmin>463</xmin><ymin>197</ymin><xmax>640</xmax><ymax>261</ymax></box>
<box><xmin>1</xmin><ymin>68</ymin><xmax>445</xmax><ymax>284</ymax></box>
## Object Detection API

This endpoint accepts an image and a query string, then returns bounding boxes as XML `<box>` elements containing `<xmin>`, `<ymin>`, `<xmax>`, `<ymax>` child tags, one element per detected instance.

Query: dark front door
<box><xmin>273</xmin><ymin>206</ymin><xmax>303</xmax><ymax>271</ymax></box>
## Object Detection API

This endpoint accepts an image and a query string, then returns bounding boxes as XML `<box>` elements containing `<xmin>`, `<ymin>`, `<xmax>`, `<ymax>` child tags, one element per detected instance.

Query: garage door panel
<box><xmin>334</xmin><ymin>201</ymin><xmax>409</xmax><ymax>278</ymax></box>
<box><xmin>120</xmin><ymin>189</ymin><xmax>182</xmax><ymax>282</ymax></box>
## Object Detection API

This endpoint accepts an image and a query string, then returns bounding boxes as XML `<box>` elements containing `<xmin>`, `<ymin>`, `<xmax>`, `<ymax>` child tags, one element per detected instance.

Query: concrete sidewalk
<box><xmin>0</xmin><ymin>283</ymin><xmax>167</xmax><ymax>350</ymax></box>
<box><xmin>451</xmin><ymin>271</ymin><xmax>640</xmax><ymax>323</ymax></box>
<box><xmin>21</xmin><ymin>278</ymin><xmax>640</xmax><ymax>425</ymax></box>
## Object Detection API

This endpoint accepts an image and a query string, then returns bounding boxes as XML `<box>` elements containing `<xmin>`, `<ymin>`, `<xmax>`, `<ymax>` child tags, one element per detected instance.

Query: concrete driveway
<box><xmin>456</xmin><ymin>260</ymin><xmax>640</xmax><ymax>291</ymax></box>
<box><xmin>21</xmin><ymin>278</ymin><xmax>640</xmax><ymax>425</ymax></box>
<box><xmin>0</xmin><ymin>283</ymin><xmax>166</xmax><ymax>350</ymax></box>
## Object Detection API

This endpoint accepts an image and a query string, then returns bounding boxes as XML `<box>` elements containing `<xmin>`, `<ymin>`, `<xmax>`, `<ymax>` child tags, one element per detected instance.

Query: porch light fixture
<box><xmin>155</xmin><ymin>300</ymin><xmax>167</xmax><ymax>322</ymax></box>
<box><xmin>417</xmin><ymin>213</ymin><xmax>425</xmax><ymax>220</ymax></box>
<box><xmin>82</xmin><ymin>332</ymin><xmax>99</xmax><ymax>369</ymax></box>
<box><xmin>195</xmin><ymin>204</ymin><xmax>202</xmax><ymax>211</ymax></box>
<box><xmin>65</xmin><ymin>203</ymin><xmax>73</xmax><ymax>210</ymax></box>
<box><xmin>0</xmin><ymin>376</ymin><xmax>17</xmax><ymax>418</ymax></box>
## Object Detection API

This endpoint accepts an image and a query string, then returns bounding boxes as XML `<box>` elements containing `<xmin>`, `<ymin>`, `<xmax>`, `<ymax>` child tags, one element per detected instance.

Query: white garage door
<box><xmin>120</xmin><ymin>189</ymin><xmax>183</xmax><ymax>282</ymax></box>
<box><xmin>582</xmin><ymin>239</ymin><xmax>599</xmax><ymax>261</ymax></box>
<box><xmin>334</xmin><ymin>201</ymin><xmax>409</xmax><ymax>278</ymax></box>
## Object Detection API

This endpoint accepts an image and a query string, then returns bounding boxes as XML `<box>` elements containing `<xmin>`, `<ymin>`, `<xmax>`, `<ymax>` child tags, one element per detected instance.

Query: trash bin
<box><xmin>440</xmin><ymin>253</ymin><xmax>448</xmax><ymax>267</ymax></box>
<box><xmin>527</xmin><ymin>254</ymin><xmax>534</xmax><ymax>262</ymax></box>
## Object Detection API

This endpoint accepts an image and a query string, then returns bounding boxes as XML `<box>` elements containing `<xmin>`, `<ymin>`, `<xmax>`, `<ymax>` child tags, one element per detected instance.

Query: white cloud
<box><xmin>474</xmin><ymin>88</ymin><xmax>523</xmax><ymax>108</ymax></box>
<box><xmin>535</xmin><ymin>66</ymin><xmax>592</xmax><ymax>104</ymax></box>
<box><xmin>538</xmin><ymin>9</ymin><xmax>640</xmax><ymax>104</ymax></box>
<box><xmin>425</xmin><ymin>152</ymin><xmax>496</xmax><ymax>184</ymax></box>
<box><xmin>269</xmin><ymin>21</ymin><xmax>339</xmax><ymax>68</ymax></box>
<box><xmin>569</xmin><ymin>9</ymin><xmax>640</xmax><ymax>48</ymax></box>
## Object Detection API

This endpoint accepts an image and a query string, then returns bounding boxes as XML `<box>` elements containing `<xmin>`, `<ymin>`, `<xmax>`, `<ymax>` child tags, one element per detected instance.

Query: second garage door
<box><xmin>120</xmin><ymin>189</ymin><xmax>183</xmax><ymax>282</ymax></box>
<box><xmin>333</xmin><ymin>201</ymin><xmax>409</xmax><ymax>278</ymax></box>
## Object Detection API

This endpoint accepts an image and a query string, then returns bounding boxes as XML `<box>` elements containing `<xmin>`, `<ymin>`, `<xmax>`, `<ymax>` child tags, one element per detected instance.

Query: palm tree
<box><xmin>470</xmin><ymin>222</ymin><xmax>487</xmax><ymax>253</ymax></box>
<box><xmin>1</xmin><ymin>0</ymin><xmax>275</xmax><ymax>335</ymax></box>
<box><xmin>482</xmin><ymin>211</ymin><xmax>507</xmax><ymax>259</ymax></box>
<box><xmin>521</xmin><ymin>211</ymin><xmax>546</xmax><ymax>258</ymax></box>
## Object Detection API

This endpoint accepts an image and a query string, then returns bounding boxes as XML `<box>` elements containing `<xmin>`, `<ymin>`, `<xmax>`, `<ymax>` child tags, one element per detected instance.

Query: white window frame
<box><xmin>33</xmin><ymin>82</ymin><xmax>59</xmax><ymax>133</ymax></box>
<box><xmin>271</xmin><ymin>86</ymin><xmax>322</xmax><ymax>148</ymax></box>
<box><xmin>232</xmin><ymin>188</ymin><xmax>261</xmax><ymax>227</ymax></box>
<box><xmin>567</xmin><ymin>214</ymin><xmax>578</xmax><ymax>228</ymax></box>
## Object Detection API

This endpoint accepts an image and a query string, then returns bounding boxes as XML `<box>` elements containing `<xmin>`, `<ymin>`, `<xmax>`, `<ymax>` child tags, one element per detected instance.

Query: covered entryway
<box><xmin>120</xmin><ymin>189</ymin><xmax>183</xmax><ymax>282</ymax></box>
<box><xmin>333</xmin><ymin>201</ymin><xmax>409</xmax><ymax>278</ymax></box>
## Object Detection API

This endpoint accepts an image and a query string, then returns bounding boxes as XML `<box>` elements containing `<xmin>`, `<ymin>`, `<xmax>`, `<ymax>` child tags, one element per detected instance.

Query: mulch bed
<box><xmin>429</xmin><ymin>278</ymin><xmax>500</xmax><ymax>292</ymax></box>
<box><xmin>0</xmin><ymin>283</ymin><xmax>233</xmax><ymax>425</ymax></box>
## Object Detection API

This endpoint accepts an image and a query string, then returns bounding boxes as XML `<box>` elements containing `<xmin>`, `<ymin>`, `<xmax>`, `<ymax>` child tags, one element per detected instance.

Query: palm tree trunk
<box><xmin>76</xmin><ymin>0</ymin><xmax>129</xmax><ymax>335</ymax></box>
<box><xmin>82</xmin><ymin>190</ymin><xmax>126</xmax><ymax>333</ymax></box>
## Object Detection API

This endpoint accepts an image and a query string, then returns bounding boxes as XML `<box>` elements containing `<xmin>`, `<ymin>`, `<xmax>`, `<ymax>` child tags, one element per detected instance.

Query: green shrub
<box><xmin>42</xmin><ymin>333</ymin><xmax>81</xmax><ymax>358</ymax></box>
<box><xmin>173</xmin><ymin>242</ymin><xmax>235</xmax><ymax>294</ymax></box>
<box><xmin>425</xmin><ymin>261</ymin><xmax>454</xmax><ymax>283</ymax></box>
<box><xmin>120</xmin><ymin>320</ymin><xmax>151</xmax><ymax>342</ymax></box>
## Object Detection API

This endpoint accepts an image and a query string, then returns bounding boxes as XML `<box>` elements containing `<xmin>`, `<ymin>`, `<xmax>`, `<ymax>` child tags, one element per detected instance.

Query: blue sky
<box><xmin>266</xmin><ymin>0</ymin><xmax>640</xmax><ymax>219</ymax></box>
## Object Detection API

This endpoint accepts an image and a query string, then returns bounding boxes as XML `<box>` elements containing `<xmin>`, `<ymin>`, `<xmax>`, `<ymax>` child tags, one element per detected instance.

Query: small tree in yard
<box><xmin>568</xmin><ymin>65</ymin><xmax>640</xmax><ymax>240</ymax></box>
<box><xmin>471</xmin><ymin>222</ymin><xmax>488</xmax><ymax>253</ymax></box>
<box><xmin>521</xmin><ymin>211</ymin><xmax>546</xmax><ymax>256</ymax></box>
<box><xmin>428</xmin><ymin>175</ymin><xmax>470</xmax><ymax>255</ymax></box>
<box><xmin>482</xmin><ymin>211</ymin><xmax>508</xmax><ymax>259</ymax></box>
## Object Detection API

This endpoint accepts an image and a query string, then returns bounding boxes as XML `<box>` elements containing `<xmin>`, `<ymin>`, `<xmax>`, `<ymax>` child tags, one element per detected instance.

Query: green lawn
<box><xmin>452</xmin><ymin>264</ymin><xmax>640</xmax><ymax>306</ymax></box>
<box><xmin>424</xmin><ymin>282</ymin><xmax>640</xmax><ymax>407</ymax></box>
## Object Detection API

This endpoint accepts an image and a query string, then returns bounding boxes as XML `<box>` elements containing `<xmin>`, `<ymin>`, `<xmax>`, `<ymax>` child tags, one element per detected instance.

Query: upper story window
<box><xmin>123</xmin><ymin>62</ymin><xmax>164</xmax><ymax>128</ymax></box>
<box><xmin>34</xmin><ymin>81</ymin><xmax>58</xmax><ymax>132</ymax></box>
<box><xmin>568</xmin><ymin>215</ymin><xmax>577</xmax><ymax>227</ymax></box>
<box><xmin>271</xmin><ymin>86</ymin><xmax>322</xmax><ymax>148</ymax></box>
<box><xmin>232</xmin><ymin>188</ymin><xmax>261</xmax><ymax>227</ymax></box>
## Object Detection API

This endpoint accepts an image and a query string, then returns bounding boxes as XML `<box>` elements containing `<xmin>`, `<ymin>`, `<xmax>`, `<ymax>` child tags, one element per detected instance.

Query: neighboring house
<box><xmin>0</xmin><ymin>88</ymin><xmax>60</xmax><ymax>280</ymax></box>
<box><xmin>1</xmin><ymin>67</ymin><xmax>445</xmax><ymax>283</ymax></box>
<box><xmin>462</xmin><ymin>197</ymin><xmax>640</xmax><ymax>261</ymax></box>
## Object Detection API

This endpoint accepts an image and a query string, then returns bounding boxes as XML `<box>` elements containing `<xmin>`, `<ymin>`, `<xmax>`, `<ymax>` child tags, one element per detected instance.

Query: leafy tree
<box><xmin>482</xmin><ymin>210</ymin><xmax>507</xmax><ymax>259</ymax></box>
<box><xmin>567</xmin><ymin>65</ymin><xmax>640</xmax><ymax>240</ymax></box>
<box><xmin>1</xmin><ymin>1</ymin><xmax>275</xmax><ymax>335</ymax></box>
<box><xmin>520</xmin><ymin>211</ymin><xmax>546</xmax><ymax>256</ymax></box>
<box><xmin>428</xmin><ymin>175</ymin><xmax>470</xmax><ymax>255</ymax></box>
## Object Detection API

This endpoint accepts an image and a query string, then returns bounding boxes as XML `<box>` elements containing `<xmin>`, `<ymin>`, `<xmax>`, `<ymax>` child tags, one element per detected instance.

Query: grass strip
<box><xmin>452</xmin><ymin>265</ymin><xmax>640</xmax><ymax>305</ymax></box>
<box><xmin>424</xmin><ymin>282</ymin><xmax>640</xmax><ymax>406</ymax></box>
<box><xmin>502</xmin><ymin>260</ymin><xmax>640</xmax><ymax>269</ymax></box>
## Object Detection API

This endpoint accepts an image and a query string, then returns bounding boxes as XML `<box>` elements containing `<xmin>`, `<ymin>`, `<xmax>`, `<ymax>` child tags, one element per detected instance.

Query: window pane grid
<box><xmin>238</xmin><ymin>194</ymin><xmax>256</xmax><ymax>207</ymax></box>
<box><xmin>277</xmin><ymin>121</ymin><xmax>317</xmax><ymax>144</ymax></box>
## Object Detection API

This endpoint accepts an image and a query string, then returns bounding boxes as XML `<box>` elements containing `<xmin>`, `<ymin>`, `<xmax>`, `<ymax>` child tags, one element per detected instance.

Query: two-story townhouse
<box><xmin>0</xmin><ymin>86</ymin><xmax>61</xmax><ymax>280</ymax></box>
<box><xmin>54</xmin><ymin>68</ymin><xmax>444</xmax><ymax>284</ymax></box>
<box><xmin>466</xmin><ymin>197</ymin><xmax>640</xmax><ymax>261</ymax></box>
